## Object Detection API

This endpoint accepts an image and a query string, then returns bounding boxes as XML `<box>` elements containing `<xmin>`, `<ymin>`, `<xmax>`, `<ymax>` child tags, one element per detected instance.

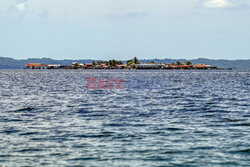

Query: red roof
<box><xmin>194</xmin><ymin>64</ymin><xmax>206</xmax><ymax>68</ymax></box>
<box><xmin>116</xmin><ymin>64</ymin><xmax>127</xmax><ymax>67</ymax></box>
<box><xmin>179</xmin><ymin>65</ymin><xmax>191</xmax><ymax>68</ymax></box>
<box><xmin>25</xmin><ymin>63</ymin><xmax>42</xmax><ymax>67</ymax></box>
<box><xmin>170</xmin><ymin>65</ymin><xmax>178</xmax><ymax>68</ymax></box>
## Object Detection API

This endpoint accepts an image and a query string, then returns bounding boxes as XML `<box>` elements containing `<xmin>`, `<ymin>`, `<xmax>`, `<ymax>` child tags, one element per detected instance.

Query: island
<box><xmin>24</xmin><ymin>57</ymin><xmax>231</xmax><ymax>70</ymax></box>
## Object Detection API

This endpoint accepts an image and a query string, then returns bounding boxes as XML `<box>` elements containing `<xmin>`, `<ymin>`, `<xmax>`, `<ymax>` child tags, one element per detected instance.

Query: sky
<box><xmin>0</xmin><ymin>0</ymin><xmax>250</xmax><ymax>60</ymax></box>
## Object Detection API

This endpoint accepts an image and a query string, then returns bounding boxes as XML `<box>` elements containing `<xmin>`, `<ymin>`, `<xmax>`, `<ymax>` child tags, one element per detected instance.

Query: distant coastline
<box><xmin>0</xmin><ymin>56</ymin><xmax>250</xmax><ymax>70</ymax></box>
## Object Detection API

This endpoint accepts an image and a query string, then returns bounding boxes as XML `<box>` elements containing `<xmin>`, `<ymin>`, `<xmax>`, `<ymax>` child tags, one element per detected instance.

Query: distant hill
<box><xmin>0</xmin><ymin>57</ymin><xmax>249</xmax><ymax>70</ymax></box>
<box><xmin>139</xmin><ymin>58</ymin><xmax>250</xmax><ymax>70</ymax></box>
<box><xmin>0</xmin><ymin>57</ymin><xmax>94</xmax><ymax>69</ymax></box>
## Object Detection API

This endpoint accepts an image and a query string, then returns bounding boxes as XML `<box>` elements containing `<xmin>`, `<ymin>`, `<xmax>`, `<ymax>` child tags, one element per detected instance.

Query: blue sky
<box><xmin>0</xmin><ymin>0</ymin><xmax>250</xmax><ymax>60</ymax></box>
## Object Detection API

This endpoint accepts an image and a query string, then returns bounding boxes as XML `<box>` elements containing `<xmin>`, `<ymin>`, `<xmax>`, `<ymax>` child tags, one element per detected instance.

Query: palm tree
<box><xmin>133</xmin><ymin>57</ymin><xmax>140</xmax><ymax>64</ymax></box>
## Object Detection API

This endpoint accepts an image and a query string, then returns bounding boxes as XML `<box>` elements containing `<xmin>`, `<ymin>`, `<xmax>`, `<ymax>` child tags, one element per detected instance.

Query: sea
<box><xmin>0</xmin><ymin>69</ymin><xmax>249</xmax><ymax>166</ymax></box>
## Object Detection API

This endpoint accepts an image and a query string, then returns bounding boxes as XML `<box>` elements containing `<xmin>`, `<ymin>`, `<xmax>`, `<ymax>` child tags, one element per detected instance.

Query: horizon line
<box><xmin>1</xmin><ymin>56</ymin><xmax>250</xmax><ymax>61</ymax></box>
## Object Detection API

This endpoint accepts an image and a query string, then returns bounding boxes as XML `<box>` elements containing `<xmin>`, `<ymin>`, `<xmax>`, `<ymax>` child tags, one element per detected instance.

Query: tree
<box><xmin>127</xmin><ymin>59</ymin><xmax>133</xmax><ymax>66</ymax></box>
<box><xmin>112</xmin><ymin>59</ymin><xmax>116</xmax><ymax>66</ymax></box>
<box><xmin>133</xmin><ymin>57</ymin><xmax>140</xmax><ymax>64</ymax></box>
<box><xmin>108</xmin><ymin>60</ymin><xmax>112</xmax><ymax>66</ymax></box>
<box><xmin>176</xmin><ymin>61</ymin><xmax>182</xmax><ymax>65</ymax></box>
<box><xmin>92</xmin><ymin>61</ymin><xmax>96</xmax><ymax>65</ymax></box>
<box><xmin>150</xmin><ymin>61</ymin><xmax>155</xmax><ymax>64</ymax></box>
<box><xmin>185</xmin><ymin>61</ymin><xmax>192</xmax><ymax>65</ymax></box>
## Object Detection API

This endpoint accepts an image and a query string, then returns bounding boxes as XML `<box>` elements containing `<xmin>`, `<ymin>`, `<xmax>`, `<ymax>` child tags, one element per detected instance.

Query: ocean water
<box><xmin>0</xmin><ymin>69</ymin><xmax>249</xmax><ymax>166</ymax></box>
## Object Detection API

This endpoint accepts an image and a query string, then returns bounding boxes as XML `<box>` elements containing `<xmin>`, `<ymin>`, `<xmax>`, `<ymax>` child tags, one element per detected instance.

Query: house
<box><xmin>45</xmin><ymin>64</ymin><xmax>61</xmax><ymax>69</ymax></box>
<box><xmin>194</xmin><ymin>64</ymin><xmax>207</xmax><ymax>69</ymax></box>
<box><xmin>179</xmin><ymin>65</ymin><xmax>192</xmax><ymax>69</ymax></box>
<box><xmin>85</xmin><ymin>63</ymin><xmax>93</xmax><ymax>69</ymax></box>
<box><xmin>135</xmin><ymin>64</ymin><xmax>161</xmax><ymax>69</ymax></box>
<box><xmin>25</xmin><ymin>63</ymin><xmax>43</xmax><ymax>69</ymax></box>
<box><xmin>116</xmin><ymin>64</ymin><xmax>127</xmax><ymax>69</ymax></box>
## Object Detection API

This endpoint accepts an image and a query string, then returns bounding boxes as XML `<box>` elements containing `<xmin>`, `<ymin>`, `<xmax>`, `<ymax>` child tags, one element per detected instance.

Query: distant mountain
<box><xmin>0</xmin><ymin>57</ymin><xmax>249</xmax><ymax>70</ymax></box>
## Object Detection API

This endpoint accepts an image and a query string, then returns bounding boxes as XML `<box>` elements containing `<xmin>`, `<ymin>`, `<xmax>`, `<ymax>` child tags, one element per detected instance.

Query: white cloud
<box><xmin>203</xmin><ymin>0</ymin><xmax>232</xmax><ymax>8</ymax></box>
<box><xmin>16</xmin><ymin>3</ymin><xmax>26</xmax><ymax>13</ymax></box>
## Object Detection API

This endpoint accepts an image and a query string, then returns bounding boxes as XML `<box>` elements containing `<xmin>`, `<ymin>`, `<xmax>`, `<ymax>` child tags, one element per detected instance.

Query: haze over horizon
<box><xmin>1</xmin><ymin>0</ymin><xmax>250</xmax><ymax>60</ymax></box>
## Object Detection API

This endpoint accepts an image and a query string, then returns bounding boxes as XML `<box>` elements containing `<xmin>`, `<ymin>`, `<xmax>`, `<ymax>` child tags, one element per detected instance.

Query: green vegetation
<box><xmin>133</xmin><ymin>57</ymin><xmax>140</xmax><ymax>64</ymax></box>
<box><xmin>126</xmin><ymin>59</ymin><xmax>133</xmax><ymax>66</ymax></box>
<box><xmin>185</xmin><ymin>61</ymin><xmax>192</xmax><ymax>65</ymax></box>
<box><xmin>95</xmin><ymin>59</ymin><xmax>122</xmax><ymax>67</ymax></box>
<box><xmin>176</xmin><ymin>61</ymin><xmax>183</xmax><ymax>65</ymax></box>
<box><xmin>126</xmin><ymin>57</ymin><xmax>140</xmax><ymax>66</ymax></box>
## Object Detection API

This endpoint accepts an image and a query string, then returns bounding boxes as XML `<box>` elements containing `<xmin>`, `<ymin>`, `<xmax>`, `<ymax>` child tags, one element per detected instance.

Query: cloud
<box><xmin>16</xmin><ymin>3</ymin><xmax>26</xmax><ymax>13</ymax></box>
<box><xmin>13</xmin><ymin>0</ymin><xmax>29</xmax><ymax>14</ymax></box>
<box><xmin>201</xmin><ymin>0</ymin><xmax>250</xmax><ymax>10</ymax></box>
<box><xmin>6</xmin><ymin>0</ymin><xmax>32</xmax><ymax>17</ymax></box>
<box><xmin>203</xmin><ymin>0</ymin><xmax>232</xmax><ymax>8</ymax></box>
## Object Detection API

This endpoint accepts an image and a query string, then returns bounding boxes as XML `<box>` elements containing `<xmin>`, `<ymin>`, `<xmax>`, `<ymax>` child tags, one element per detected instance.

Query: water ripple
<box><xmin>0</xmin><ymin>70</ymin><xmax>249</xmax><ymax>166</ymax></box>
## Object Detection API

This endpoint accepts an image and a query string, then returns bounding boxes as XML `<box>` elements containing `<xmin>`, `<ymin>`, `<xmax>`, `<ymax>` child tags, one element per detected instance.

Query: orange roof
<box><xmin>116</xmin><ymin>64</ymin><xmax>127</xmax><ymax>67</ymax></box>
<box><xmin>170</xmin><ymin>65</ymin><xmax>178</xmax><ymax>68</ymax></box>
<box><xmin>194</xmin><ymin>64</ymin><xmax>206</xmax><ymax>68</ymax></box>
<box><xmin>179</xmin><ymin>65</ymin><xmax>191</xmax><ymax>68</ymax></box>
<box><xmin>25</xmin><ymin>63</ymin><xmax>42</xmax><ymax>67</ymax></box>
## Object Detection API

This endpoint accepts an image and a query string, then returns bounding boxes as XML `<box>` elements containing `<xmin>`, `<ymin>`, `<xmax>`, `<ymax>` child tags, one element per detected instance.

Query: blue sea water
<box><xmin>0</xmin><ymin>69</ymin><xmax>249</xmax><ymax>166</ymax></box>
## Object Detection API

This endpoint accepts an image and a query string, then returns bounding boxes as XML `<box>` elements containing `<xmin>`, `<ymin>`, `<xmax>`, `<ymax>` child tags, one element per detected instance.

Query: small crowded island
<box><xmin>25</xmin><ymin>57</ymin><xmax>231</xmax><ymax>70</ymax></box>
